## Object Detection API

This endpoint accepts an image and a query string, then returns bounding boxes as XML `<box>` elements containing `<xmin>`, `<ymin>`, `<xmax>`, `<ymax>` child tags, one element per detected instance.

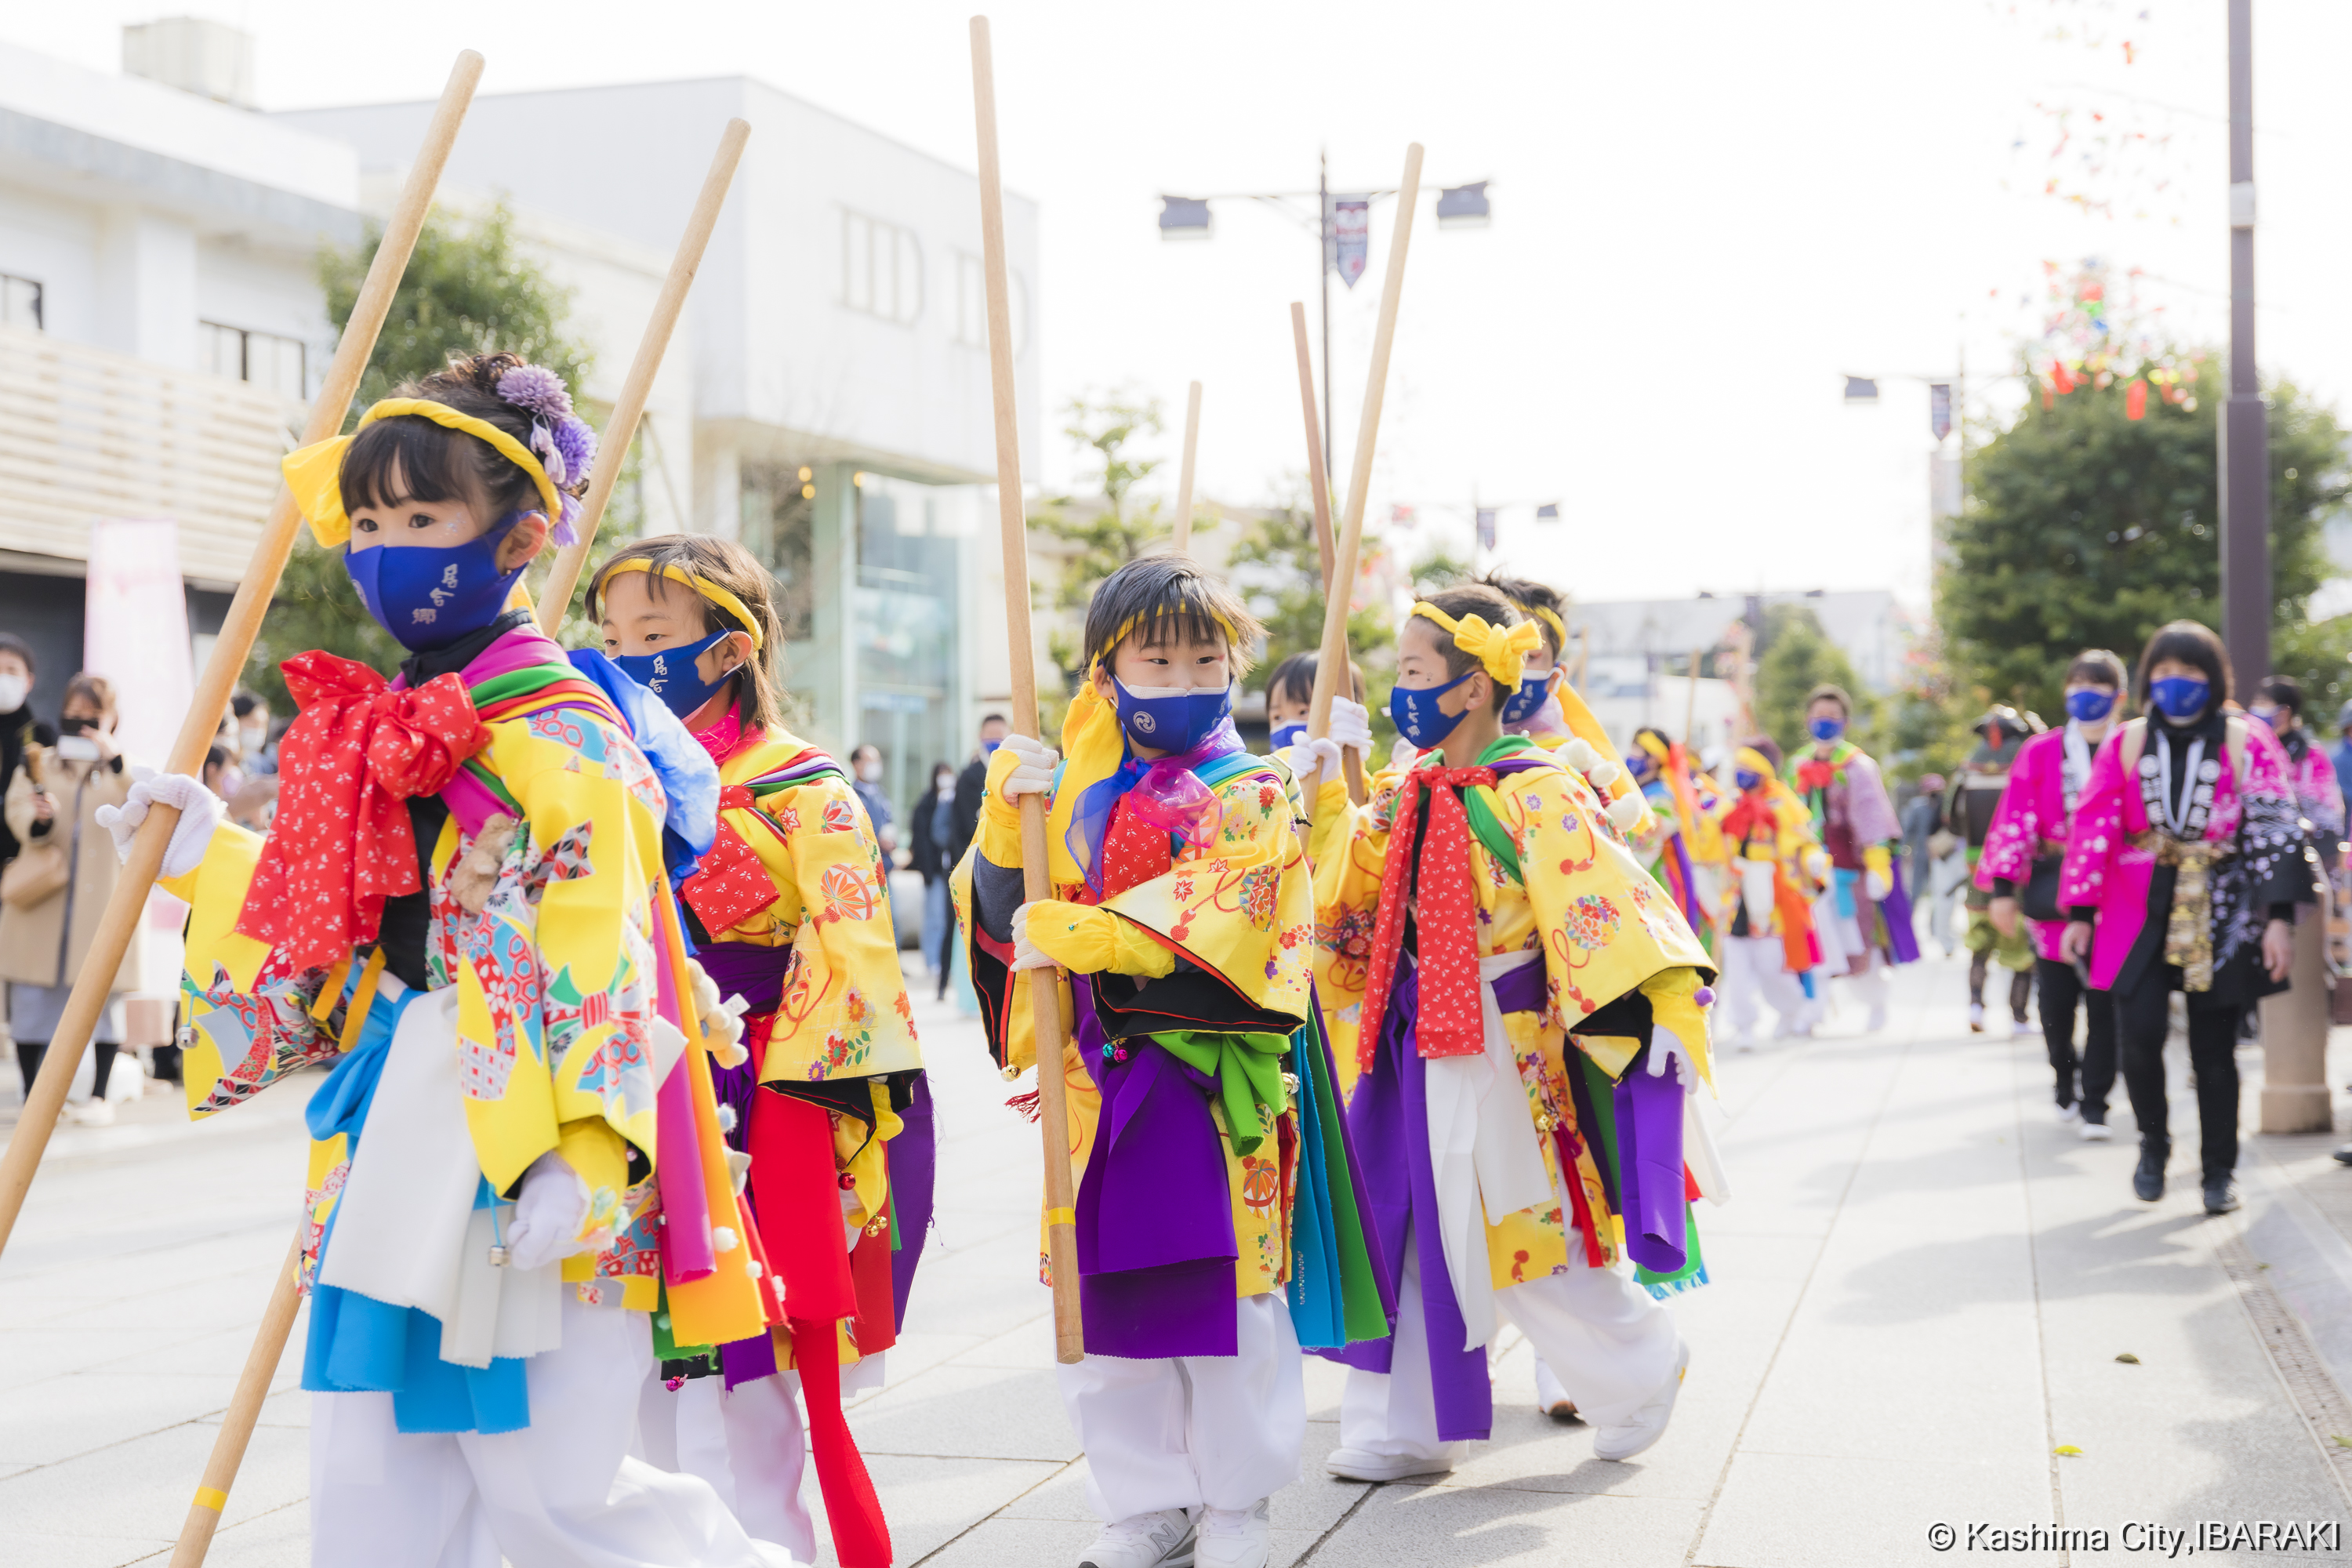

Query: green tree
<box><xmin>1943</xmin><ymin>355</ymin><xmax>2347</xmax><ymax>721</ymax></box>
<box><xmin>1033</xmin><ymin>392</ymin><xmax>1176</xmax><ymax>727</ymax></box>
<box><xmin>1227</xmin><ymin>498</ymin><xmax>1398</xmax><ymax>746</ymax></box>
<box><xmin>1755</xmin><ymin>603</ymin><xmax>1876</xmax><ymax>760</ymax></box>
<box><xmin>246</xmin><ymin>205</ymin><xmax>600</xmax><ymax>710</ymax></box>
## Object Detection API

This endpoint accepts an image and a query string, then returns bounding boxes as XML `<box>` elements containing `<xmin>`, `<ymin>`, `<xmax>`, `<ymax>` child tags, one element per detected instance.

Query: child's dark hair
<box><xmin>0</xmin><ymin>633</ymin><xmax>37</xmax><ymax>677</ymax></box>
<box><xmin>340</xmin><ymin>352</ymin><xmax>586</xmax><ymax>524</ymax></box>
<box><xmin>1265</xmin><ymin>652</ymin><xmax>1365</xmax><ymax>707</ymax></box>
<box><xmin>1478</xmin><ymin>571</ymin><xmax>1566</xmax><ymax>661</ymax></box>
<box><xmin>2135</xmin><ymin>620</ymin><xmax>2230</xmax><ymax>709</ymax></box>
<box><xmin>1083</xmin><ymin>555</ymin><xmax>1265</xmax><ymax>676</ymax></box>
<box><xmin>1409</xmin><ymin>583</ymin><xmax>1522</xmax><ymax>714</ymax></box>
<box><xmin>2258</xmin><ymin>674</ymin><xmax>2305</xmax><ymax>720</ymax></box>
<box><xmin>2064</xmin><ymin>648</ymin><xmax>2129</xmax><ymax>691</ymax></box>
<box><xmin>1804</xmin><ymin>682</ymin><xmax>1853</xmax><ymax>718</ymax></box>
<box><xmin>588</xmin><ymin>534</ymin><xmax>789</xmax><ymax>736</ymax></box>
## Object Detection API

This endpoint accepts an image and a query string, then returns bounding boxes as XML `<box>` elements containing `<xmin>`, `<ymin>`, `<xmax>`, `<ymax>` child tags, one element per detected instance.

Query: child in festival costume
<box><xmin>1260</xmin><ymin>651</ymin><xmax>1375</xmax><ymax>1093</ymax></box>
<box><xmin>1786</xmin><ymin>684</ymin><xmax>1917</xmax><ymax>1033</ymax></box>
<box><xmin>1715</xmin><ymin>745</ymin><xmax>1828</xmax><ymax>1050</ymax></box>
<box><xmin>1624</xmin><ymin>725</ymin><xmax>1729</xmax><ymax>955</ymax></box>
<box><xmin>1312</xmin><ymin>583</ymin><xmax>1715</xmax><ymax>1481</ymax></box>
<box><xmin>1952</xmin><ymin>708</ymin><xmax>2042</xmax><ymax>1035</ymax></box>
<box><xmin>103</xmin><ymin>354</ymin><xmax>800</xmax><ymax>1567</ymax></box>
<box><xmin>953</xmin><ymin>557</ymin><xmax>1385</xmax><ymax>1568</ymax></box>
<box><xmin>592</xmin><ymin>535</ymin><xmax>920</xmax><ymax>1568</ymax></box>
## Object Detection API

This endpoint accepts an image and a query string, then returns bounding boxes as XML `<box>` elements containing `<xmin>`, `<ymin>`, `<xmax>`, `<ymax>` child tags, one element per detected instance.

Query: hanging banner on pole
<box><xmin>1475</xmin><ymin>507</ymin><xmax>1497</xmax><ymax>550</ymax></box>
<box><xmin>1929</xmin><ymin>383</ymin><xmax>1953</xmax><ymax>442</ymax></box>
<box><xmin>1333</xmin><ymin>197</ymin><xmax>1370</xmax><ymax>289</ymax></box>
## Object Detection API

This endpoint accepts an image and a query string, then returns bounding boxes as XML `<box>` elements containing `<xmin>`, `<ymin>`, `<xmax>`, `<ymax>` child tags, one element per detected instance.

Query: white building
<box><xmin>282</xmin><ymin>77</ymin><xmax>1046</xmax><ymax>802</ymax></box>
<box><xmin>0</xmin><ymin>24</ymin><xmax>358</xmax><ymax>715</ymax></box>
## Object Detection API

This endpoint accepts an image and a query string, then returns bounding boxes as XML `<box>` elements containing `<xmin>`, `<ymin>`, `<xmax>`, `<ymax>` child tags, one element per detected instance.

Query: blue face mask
<box><xmin>2064</xmin><ymin>688</ymin><xmax>2116</xmax><ymax>723</ymax></box>
<box><xmin>344</xmin><ymin>514</ymin><xmax>528</xmax><ymax>652</ymax></box>
<box><xmin>1388</xmin><ymin>668</ymin><xmax>1476</xmax><ymax>750</ymax></box>
<box><xmin>982</xmin><ymin>737</ymin><xmax>1003</xmax><ymax>755</ymax></box>
<box><xmin>2150</xmin><ymin>676</ymin><xmax>2210</xmax><ymax>720</ymax></box>
<box><xmin>612</xmin><ymin>630</ymin><xmax>733</xmax><ymax>720</ymax></box>
<box><xmin>1807</xmin><ymin>716</ymin><xmax>1845</xmax><ymax>743</ymax></box>
<box><xmin>1500</xmin><ymin>672</ymin><xmax>1553</xmax><ymax>725</ymax></box>
<box><xmin>1735</xmin><ymin>769</ymin><xmax>1763</xmax><ymax>793</ymax></box>
<box><xmin>1269</xmin><ymin>721</ymin><xmax>1307</xmax><ymax>752</ymax></box>
<box><xmin>1112</xmin><ymin>677</ymin><xmax>1232</xmax><ymax>753</ymax></box>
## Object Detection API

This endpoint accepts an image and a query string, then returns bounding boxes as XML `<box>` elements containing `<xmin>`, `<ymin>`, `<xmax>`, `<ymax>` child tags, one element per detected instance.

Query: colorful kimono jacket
<box><xmin>166</xmin><ymin>625</ymin><xmax>765</xmax><ymax>1433</ymax></box>
<box><xmin>1973</xmin><ymin>725</ymin><xmax>2097</xmax><ymax>963</ymax></box>
<box><xmin>2280</xmin><ymin>727</ymin><xmax>2348</xmax><ymax>851</ymax></box>
<box><xmin>1721</xmin><ymin>780</ymin><xmax>1825</xmax><ymax>972</ymax></box>
<box><xmin>1314</xmin><ymin>735</ymin><xmax>1715</xmax><ymax>1442</ymax></box>
<box><xmin>953</xmin><ymin>719</ymin><xmax>1385</xmax><ymax>1362</ymax></box>
<box><xmin>2060</xmin><ymin>713</ymin><xmax>2307</xmax><ymax>1000</ymax></box>
<box><xmin>1787</xmin><ymin>740</ymin><xmax>1918</xmax><ymax>965</ymax></box>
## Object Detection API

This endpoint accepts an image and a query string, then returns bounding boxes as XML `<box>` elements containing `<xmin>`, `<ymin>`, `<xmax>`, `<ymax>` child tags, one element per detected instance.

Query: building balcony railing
<box><xmin>0</xmin><ymin>321</ymin><xmax>302</xmax><ymax>586</ymax></box>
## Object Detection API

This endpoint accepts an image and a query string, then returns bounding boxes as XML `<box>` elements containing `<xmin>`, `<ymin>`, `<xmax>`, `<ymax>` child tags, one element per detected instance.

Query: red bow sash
<box><xmin>236</xmin><ymin>651</ymin><xmax>489</xmax><ymax>972</ymax></box>
<box><xmin>1356</xmin><ymin>765</ymin><xmax>1497</xmax><ymax>1073</ymax></box>
<box><xmin>1795</xmin><ymin>758</ymin><xmax>1836</xmax><ymax>796</ymax></box>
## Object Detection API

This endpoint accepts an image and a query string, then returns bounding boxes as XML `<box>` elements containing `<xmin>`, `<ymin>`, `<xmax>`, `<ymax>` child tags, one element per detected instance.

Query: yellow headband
<box><xmin>597</xmin><ymin>558</ymin><xmax>765</xmax><ymax>651</ymax></box>
<box><xmin>1735</xmin><ymin>746</ymin><xmax>1776</xmax><ymax>778</ymax></box>
<box><xmin>281</xmin><ymin>398</ymin><xmax>565</xmax><ymax>550</ymax></box>
<box><xmin>1633</xmin><ymin>731</ymin><xmax>1671</xmax><ymax>763</ymax></box>
<box><xmin>1409</xmin><ymin>602</ymin><xmax>1541</xmax><ymax>688</ymax></box>
<box><xmin>1519</xmin><ymin>602</ymin><xmax>1567</xmax><ymax>652</ymax></box>
<box><xmin>1095</xmin><ymin>608</ymin><xmax>1238</xmax><ymax>670</ymax></box>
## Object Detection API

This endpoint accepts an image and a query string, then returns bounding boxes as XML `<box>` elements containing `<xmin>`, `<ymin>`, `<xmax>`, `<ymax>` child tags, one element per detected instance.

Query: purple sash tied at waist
<box><xmin>1069</xmin><ymin>975</ymin><xmax>1243</xmax><ymax>1360</ymax></box>
<box><xmin>1613</xmin><ymin>1060</ymin><xmax>1687</xmax><ymax>1275</ymax></box>
<box><xmin>693</xmin><ymin>941</ymin><xmax>793</xmax><ymax>1152</ymax></box>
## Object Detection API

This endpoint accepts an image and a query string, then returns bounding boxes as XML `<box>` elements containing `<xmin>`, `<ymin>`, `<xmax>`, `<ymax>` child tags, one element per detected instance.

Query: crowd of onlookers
<box><xmin>0</xmin><ymin>632</ymin><xmax>287</xmax><ymax>1125</ymax></box>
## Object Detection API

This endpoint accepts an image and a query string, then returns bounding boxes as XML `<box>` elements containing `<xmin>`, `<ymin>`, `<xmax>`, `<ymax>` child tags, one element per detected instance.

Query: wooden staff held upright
<box><xmin>970</xmin><ymin>14</ymin><xmax>1084</xmax><ymax>1366</ymax></box>
<box><xmin>1170</xmin><ymin>379</ymin><xmax>1202</xmax><ymax>554</ymax></box>
<box><xmin>0</xmin><ymin>52</ymin><xmax>487</xmax><ymax>1264</ymax></box>
<box><xmin>1305</xmin><ymin>144</ymin><xmax>1425</xmax><ymax>833</ymax></box>
<box><xmin>1289</xmin><ymin>299</ymin><xmax>1363</xmax><ymax>807</ymax></box>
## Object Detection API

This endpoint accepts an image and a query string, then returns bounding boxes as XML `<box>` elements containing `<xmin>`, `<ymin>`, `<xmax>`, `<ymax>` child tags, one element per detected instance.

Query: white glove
<box><xmin>503</xmin><ymin>1149</ymin><xmax>604</xmax><ymax>1272</ymax></box>
<box><xmin>1645</xmin><ymin>1029</ymin><xmax>1699</xmax><ymax>1095</ymax></box>
<box><xmin>1284</xmin><ymin>736</ymin><xmax>1344</xmax><ymax>792</ymax></box>
<box><xmin>1328</xmin><ymin>696</ymin><xmax>1373</xmax><ymax>757</ymax></box>
<box><xmin>95</xmin><ymin>767</ymin><xmax>221</xmax><ymax>879</ymax></box>
<box><xmin>1864</xmin><ymin>870</ymin><xmax>1893</xmax><ymax>902</ymax></box>
<box><xmin>1802</xmin><ymin>848</ymin><xmax>1831</xmax><ymax>882</ymax></box>
<box><xmin>1388</xmin><ymin>737</ymin><xmax>1420</xmax><ymax>773</ymax></box>
<box><xmin>1008</xmin><ymin>901</ymin><xmax>1058</xmax><ymax>972</ymax></box>
<box><xmin>997</xmin><ymin>733</ymin><xmax>1056</xmax><ymax>800</ymax></box>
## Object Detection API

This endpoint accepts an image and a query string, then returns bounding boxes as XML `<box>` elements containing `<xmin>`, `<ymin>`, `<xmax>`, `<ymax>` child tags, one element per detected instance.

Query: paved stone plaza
<box><xmin>4</xmin><ymin>950</ymin><xmax>2349</xmax><ymax>1566</ymax></box>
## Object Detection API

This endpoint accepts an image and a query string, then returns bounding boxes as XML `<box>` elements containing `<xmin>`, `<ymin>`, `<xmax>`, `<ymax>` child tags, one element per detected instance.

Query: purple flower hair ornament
<box><xmin>494</xmin><ymin>363</ymin><xmax>574</xmax><ymax>421</ymax></box>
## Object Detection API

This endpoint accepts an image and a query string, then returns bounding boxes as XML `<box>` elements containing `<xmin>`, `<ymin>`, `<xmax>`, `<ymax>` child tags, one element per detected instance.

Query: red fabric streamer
<box><xmin>235</xmin><ymin>651</ymin><xmax>488</xmax><ymax>971</ymax></box>
<box><xmin>1356</xmin><ymin>766</ymin><xmax>1497</xmax><ymax>1074</ymax></box>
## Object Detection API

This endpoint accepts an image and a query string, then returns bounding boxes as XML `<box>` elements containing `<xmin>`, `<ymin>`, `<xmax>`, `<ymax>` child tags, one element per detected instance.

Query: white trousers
<box><xmin>1058</xmin><ymin>1292</ymin><xmax>1305</xmax><ymax>1523</ymax></box>
<box><xmin>1717</xmin><ymin>935</ymin><xmax>1809</xmax><ymax>1041</ymax></box>
<box><xmin>637</xmin><ymin>1370</ymin><xmax>815</xmax><ymax>1566</ymax></box>
<box><xmin>1340</xmin><ymin>1234</ymin><xmax>1681</xmax><ymax>1463</ymax></box>
<box><xmin>311</xmin><ymin>1296</ymin><xmax>797</xmax><ymax>1568</ymax></box>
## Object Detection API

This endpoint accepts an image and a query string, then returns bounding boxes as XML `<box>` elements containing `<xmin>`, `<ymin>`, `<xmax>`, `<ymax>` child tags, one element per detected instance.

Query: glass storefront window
<box><xmin>855</xmin><ymin>474</ymin><xmax>975</xmax><ymax>823</ymax></box>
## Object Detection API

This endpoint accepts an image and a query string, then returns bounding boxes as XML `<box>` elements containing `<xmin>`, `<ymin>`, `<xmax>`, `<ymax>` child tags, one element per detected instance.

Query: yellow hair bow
<box><xmin>281</xmin><ymin>397</ymin><xmax>564</xmax><ymax>550</ymax></box>
<box><xmin>1409</xmin><ymin>602</ymin><xmax>1541</xmax><ymax>688</ymax></box>
<box><xmin>597</xmin><ymin>559</ymin><xmax>765</xmax><ymax>651</ymax></box>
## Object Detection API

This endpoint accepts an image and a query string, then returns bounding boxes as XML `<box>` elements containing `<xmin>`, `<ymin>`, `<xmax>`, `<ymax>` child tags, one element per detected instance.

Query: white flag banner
<box><xmin>85</xmin><ymin>518</ymin><xmax>194</xmax><ymax>771</ymax></box>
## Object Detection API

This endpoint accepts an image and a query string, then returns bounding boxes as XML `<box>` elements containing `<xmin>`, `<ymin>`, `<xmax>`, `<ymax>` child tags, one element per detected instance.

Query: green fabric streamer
<box><xmin>1296</xmin><ymin>1018</ymin><xmax>1388</xmax><ymax>1342</ymax></box>
<box><xmin>648</xmin><ymin>1283</ymin><xmax>715</xmax><ymax>1364</ymax></box>
<box><xmin>1636</xmin><ymin>1203</ymin><xmax>1710</xmax><ymax>1296</ymax></box>
<box><xmin>1153</xmin><ymin>1029</ymin><xmax>1294</xmax><ymax>1155</ymax></box>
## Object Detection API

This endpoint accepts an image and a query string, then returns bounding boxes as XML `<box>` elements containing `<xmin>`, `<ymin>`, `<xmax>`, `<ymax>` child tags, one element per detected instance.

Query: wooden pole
<box><xmin>1306</xmin><ymin>144</ymin><xmax>1424</xmax><ymax>824</ymax></box>
<box><xmin>970</xmin><ymin>15</ymin><xmax>1084</xmax><ymax>1367</ymax></box>
<box><xmin>169</xmin><ymin>1230</ymin><xmax>303</xmax><ymax>1567</ymax></box>
<box><xmin>1684</xmin><ymin>646</ymin><xmax>1702</xmax><ymax>746</ymax></box>
<box><xmin>0</xmin><ymin>51</ymin><xmax>486</xmax><ymax>1262</ymax></box>
<box><xmin>535</xmin><ymin>118</ymin><xmax>752</xmax><ymax>626</ymax></box>
<box><xmin>1288</xmin><ymin>304</ymin><xmax>1338</xmax><ymax>595</ymax></box>
<box><xmin>1169</xmin><ymin>379</ymin><xmax>1203</xmax><ymax>554</ymax></box>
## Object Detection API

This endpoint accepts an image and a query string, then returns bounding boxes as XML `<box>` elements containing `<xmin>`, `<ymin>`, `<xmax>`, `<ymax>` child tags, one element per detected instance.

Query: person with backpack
<box><xmin>2059</xmin><ymin>622</ymin><xmax>2307</xmax><ymax>1214</ymax></box>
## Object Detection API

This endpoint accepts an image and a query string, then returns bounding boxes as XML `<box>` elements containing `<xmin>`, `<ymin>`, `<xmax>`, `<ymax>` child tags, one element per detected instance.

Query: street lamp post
<box><xmin>2220</xmin><ymin>0</ymin><xmax>2269</xmax><ymax>699</ymax></box>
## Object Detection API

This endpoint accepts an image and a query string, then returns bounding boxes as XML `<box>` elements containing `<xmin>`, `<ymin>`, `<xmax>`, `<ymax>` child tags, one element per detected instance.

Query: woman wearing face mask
<box><xmin>0</xmin><ymin>673</ymin><xmax>140</xmax><ymax>1125</ymax></box>
<box><xmin>910</xmin><ymin>761</ymin><xmax>959</xmax><ymax>1000</ymax></box>
<box><xmin>0</xmin><ymin>633</ymin><xmax>53</xmax><ymax>873</ymax></box>
<box><xmin>2250</xmin><ymin>676</ymin><xmax>2346</xmax><ymax>869</ymax></box>
<box><xmin>2059</xmin><ymin>622</ymin><xmax>2306</xmax><ymax>1214</ymax></box>
<box><xmin>1981</xmin><ymin>651</ymin><xmax>2129</xmax><ymax>1138</ymax></box>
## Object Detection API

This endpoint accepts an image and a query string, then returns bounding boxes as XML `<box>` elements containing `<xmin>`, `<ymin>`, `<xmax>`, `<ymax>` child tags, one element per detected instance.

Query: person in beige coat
<box><xmin>0</xmin><ymin>673</ymin><xmax>141</xmax><ymax>1125</ymax></box>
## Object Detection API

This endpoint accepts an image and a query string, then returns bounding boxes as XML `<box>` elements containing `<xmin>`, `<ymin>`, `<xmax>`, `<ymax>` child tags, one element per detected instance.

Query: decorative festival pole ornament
<box><xmin>535</xmin><ymin>117</ymin><xmax>752</xmax><ymax>626</ymax></box>
<box><xmin>1171</xmin><ymin>379</ymin><xmax>1203</xmax><ymax>554</ymax></box>
<box><xmin>0</xmin><ymin>52</ymin><xmax>488</xmax><ymax>1268</ymax></box>
<box><xmin>1306</xmin><ymin>143</ymin><xmax>1425</xmax><ymax>830</ymax></box>
<box><xmin>1289</xmin><ymin>299</ymin><xmax>1363</xmax><ymax>806</ymax></box>
<box><xmin>144</xmin><ymin>61</ymin><xmax>489</xmax><ymax>1568</ymax></box>
<box><xmin>971</xmin><ymin>13</ymin><xmax>1086</xmax><ymax>1366</ymax></box>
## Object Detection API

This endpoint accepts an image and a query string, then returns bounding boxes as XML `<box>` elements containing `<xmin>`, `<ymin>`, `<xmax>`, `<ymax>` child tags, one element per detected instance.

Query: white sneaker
<box><xmin>1325</xmin><ymin>1446</ymin><xmax>1454</xmax><ymax>1483</ymax></box>
<box><xmin>2080</xmin><ymin>1120</ymin><xmax>2114</xmax><ymax>1142</ymax></box>
<box><xmin>1593</xmin><ymin>1341</ymin><xmax>1690</xmax><ymax>1462</ymax></box>
<box><xmin>1534</xmin><ymin>1356</ymin><xmax>1579</xmax><ymax>1421</ymax></box>
<box><xmin>2056</xmin><ymin>1102</ymin><xmax>2082</xmax><ymax>1126</ymax></box>
<box><xmin>1968</xmin><ymin>1003</ymin><xmax>1986</xmax><ymax>1033</ymax></box>
<box><xmin>2012</xmin><ymin>1018</ymin><xmax>2037</xmax><ymax>1038</ymax></box>
<box><xmin>73</xmin><ymin>1098</ymin><xmax>116</xmax><ymax>1127</ymax></box>
<box><xmin>1194</xmin><ymin>1499</ymin><xmax>1270</xmax><ymax>1568</ymax></box>
<box><xmin>1865</xmin><ymin>1004</ymin><xmax>1889</xmax><ymax>1033</ymax></box>
<box><xmin>1077</xmin><ymin>1508</ymin><xmax>1194</xmax><ymax>1568</ymax></box>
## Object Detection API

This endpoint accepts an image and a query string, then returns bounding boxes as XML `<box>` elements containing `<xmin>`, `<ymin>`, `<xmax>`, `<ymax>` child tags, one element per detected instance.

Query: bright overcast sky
<box><xmin>12</xmin><ymin>1</ymin><xmax>2351</xmax><ymax>610</ymax></box>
